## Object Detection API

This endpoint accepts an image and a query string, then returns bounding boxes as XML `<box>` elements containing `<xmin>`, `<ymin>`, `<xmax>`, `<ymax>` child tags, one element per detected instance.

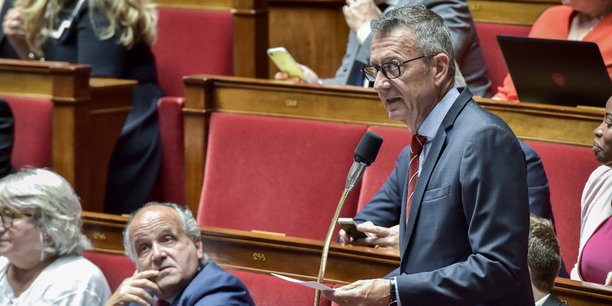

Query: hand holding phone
<box><xmin>267</xmin><ymin>47</ymin><xmax>306</xmax><ymax>81</ymax></box>
<box><xmin>338</xmin><ymin>217</ymin><xmax>367</xmax><ymax>239</ymax></box>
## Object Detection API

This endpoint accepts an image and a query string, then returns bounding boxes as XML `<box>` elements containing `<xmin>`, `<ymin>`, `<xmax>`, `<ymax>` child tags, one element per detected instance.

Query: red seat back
<box><xmin>475</xmin><ymin>22</ymin><xmax>531</xmax><ymax>91</ymax></box>
<box><xmin>149</xmin><ymin>97</ymin><xmax>185</xmax><ymax>204</ymax></box>
<box><xmin>4</xmin><ymin>97</ymin><xmax>53</xmax><ymax>170</ymax></box>
<box><xmin>197</xmin><ymin>113</ymin><xmax>365</xmax><ymax>240</ymax></box>
<box><xmin>525</xmin><ymin>140</ymin><xmax>599</xmax><ymax>272</ymax></box>
<box><xmin>83</xmin><ymin>251</ymin><xmax>135</xmax><ymax>292</ymax></box>
<box><xmin>153</xmin><ymin>7</ymin><xmax>234</xmax><ymax>97</ymax></box>
<box><xmin>357</xmin><ymin>126</ymin><xmax>411</xmax><ymax>211</ymax></box>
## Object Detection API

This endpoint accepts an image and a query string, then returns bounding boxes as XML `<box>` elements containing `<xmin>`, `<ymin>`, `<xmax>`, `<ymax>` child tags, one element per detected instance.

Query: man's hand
<box><xmin>342</xmin><ymin>0</ymin><xmax>382</xmax><ymax>33</ymax></box>
<box><xmin>340</xmin><ymin>221</ymin><xmax>399</xmax><ymax>248</ymax></box>
<box><xmin>322</xmin><ymin>278</ymin><xmax>391</xmax><ymax>306</ymax></box>
<box><xmin>606</xmin><ymin>271</ymin><xmax>612</xmax><ymax>286</ymax></box>
<box><xmin>274</xmin><ymin>64</ymin><xmax>320</xmax><ymax>84</ymax></box>
<box><xmin>106</xmin><ymin>270</ymin><xmax>161</xmax><ymax>306</ymax></box>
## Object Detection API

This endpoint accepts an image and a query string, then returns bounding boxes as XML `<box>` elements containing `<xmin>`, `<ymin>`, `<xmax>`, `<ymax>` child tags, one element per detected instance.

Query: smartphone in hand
<box><xmin>267</xmin><ymin>47</ymin><xmax>306</xmax><ymax>81</ymax></box>
<box><xmin>338</xmin><ymin>217</ymin><xmax>367</xmax><ymax>239</ymax></box>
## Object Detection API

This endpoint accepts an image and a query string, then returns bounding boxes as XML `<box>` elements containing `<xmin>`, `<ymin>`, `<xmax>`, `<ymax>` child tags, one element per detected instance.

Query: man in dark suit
<box><xmin>0</xmin><ymin>0</ymin><xmax>19</xmax><ymax>58</ymax></box>
<box><xmin>106</xmin><ymin>202</ymin><xmax>254</xmax><ymax>306</ymax></box>
<box><xmin>529</xmin><ymin>215</ymin><xmax>567</xmax><ymax>306</ymax></box>
<box><xmin>323</xmin><ymin>5</ymin><xmax>533</xmax><ymax>305</ymax></box>
<box><xmin>345</xmin><ymin>140</ymin><xmax>570</xmax><ymax>277</ymax></box>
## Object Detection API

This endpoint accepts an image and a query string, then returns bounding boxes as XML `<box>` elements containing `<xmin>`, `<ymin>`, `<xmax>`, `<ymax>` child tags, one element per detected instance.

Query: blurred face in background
<box><xmin>593</xmin><ymin>96</ymin><xmax>612</xmax><ymax>166</ymax></box>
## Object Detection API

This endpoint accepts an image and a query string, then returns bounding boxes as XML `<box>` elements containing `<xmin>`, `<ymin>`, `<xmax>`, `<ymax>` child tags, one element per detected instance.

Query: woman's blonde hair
<box><xmin>15</xmin><ymin>0</ymin><xmax>157</xmax><ymax>56</ymax></box>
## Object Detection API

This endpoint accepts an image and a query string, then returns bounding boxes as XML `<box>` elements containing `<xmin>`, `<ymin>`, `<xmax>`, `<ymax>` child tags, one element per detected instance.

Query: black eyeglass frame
<box><xmin>0</xmin><ymin>209</ymin><xmax>33</xmax><ymax>228</ymax></box>
<box><xmin>362</xmin><ymin>55</ymin><xmax>431</xmax><ymax>82</ymax></box>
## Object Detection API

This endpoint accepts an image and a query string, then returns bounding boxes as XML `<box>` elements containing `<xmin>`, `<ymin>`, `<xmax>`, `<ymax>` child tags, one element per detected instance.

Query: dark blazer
<box><xmin>542</xmin><ymin>293</ymin><xmax>567</xmax><ymax>306</ymax></box>
<box><xmin>0</xmin><ymin>98</ymin><xmax>13</xmax><ymax>178</ymax></box>
<box><xmin>127</xmin><ymin>262</ymin><xmax>255</xmax><ymax>306</ymax></box>
<box><xmin>324</xmin><ymin>0</ymin><xmax>491</xmax><ymax>97</ymax></box>
<box><xmin>364</xmin><ymin>89</ymin><xmax>533</xmax><ymax>305</ymax></box>
<box><xmin>355</xmin><ymin>141</ymin><xmax>551</xmax><ymax>225</ymax></box>
<box><xmin>0</xmin><ymin>0</ymin><xmax>19</xmax><ymax>59</ymax></box>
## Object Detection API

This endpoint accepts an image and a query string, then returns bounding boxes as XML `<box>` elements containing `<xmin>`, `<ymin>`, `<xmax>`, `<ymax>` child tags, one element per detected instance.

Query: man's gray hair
<box><xmin>371</xmin><ymin>5</ymin><xmax>456</xmax><ymax>80</ymax></box>
<box><xmin>123</xmin><ymin>202</ymin><xmax>207</xmax><ymax>264</ymax></box>
<box><xmin>0</xmin><ymin>168</ymin><xmax>91</xmax><ymax>256</ymax></box>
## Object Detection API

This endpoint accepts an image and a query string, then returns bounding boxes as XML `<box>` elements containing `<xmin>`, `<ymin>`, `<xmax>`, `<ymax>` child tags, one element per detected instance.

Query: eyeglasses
<box><xmin>362</xmin><ymin>55</ymin><xmax>429</xmax><ymax>82</ymax></box>
<box><xmin>0</xmin><ymin>209</ymin><xmax>33</xmax><ymax>229</ymax></box>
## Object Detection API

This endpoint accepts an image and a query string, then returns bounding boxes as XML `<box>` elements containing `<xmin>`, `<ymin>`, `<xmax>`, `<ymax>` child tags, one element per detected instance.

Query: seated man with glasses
<box><xmin>322</xmin><ymin>5</ymin><xmax>533</xmax><ymax>305</ymax></box>
<box><xmin>0</xmin><ymin>168</ymin><xmax>110</xmax><ymax>305</ymax></box>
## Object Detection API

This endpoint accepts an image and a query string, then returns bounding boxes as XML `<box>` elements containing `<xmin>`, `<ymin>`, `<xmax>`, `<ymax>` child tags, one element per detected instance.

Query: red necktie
<box><xmin>156</xmin><ymin>300</ymin><xmax>170</xmax><ymax>306</ymax></box>
<box><xmin>407</xmin><ymin>134</ymin><xmax>426</xmax><ymax>222</ymax></box>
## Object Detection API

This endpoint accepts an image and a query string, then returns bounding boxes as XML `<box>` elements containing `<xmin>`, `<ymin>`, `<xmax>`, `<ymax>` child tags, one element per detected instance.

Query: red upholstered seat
<box><xmin>525</xmin><ymin>140</ymin><xmax>599</xmax><ymax>272</ymax></box>
<box><xmin>149</xmin><ymin>97</ymin><xmax>185</xmax><ymax>204</ymax></box>
<box><xmin>475</xmin><ymin>22</ymin><xmax>531</xmax><ymax>91</ymax></box>
<box><xmin>153</xmin><ymin>7</ymin><xmax>233</xmax><ymax>97</ymax></box>
<box><xmin>228</xmin><ymin>270</ymin><xmax>331</xmax><ymax>306</ymax></box>
<box><xmin>4</xmin><ymin>97</ymin><xmax>53</xmax><ymax>170</ymax></box>
<box><xmin>197</xmin><ymin>113</ymin><xmax>366</xmax><ymax>240</ymax></box>
<box><xmin>357</xmin><ymin>126</ymin><xmax>411</xmax><ymax>211</ymax></box>
<box><xmin>83</xmin><ymin>251</ymin><xmax>135</xmax><ymax>292</ymax></box>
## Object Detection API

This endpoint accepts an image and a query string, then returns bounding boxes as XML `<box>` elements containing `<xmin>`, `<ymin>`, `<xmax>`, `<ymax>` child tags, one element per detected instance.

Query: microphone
<box><xmin>345</xmin><ymin>131</ymin><xmax>383</xmax><ymax>191</ymax></box>
<box><xmin>314</xmin><ymin>131</ymin><xmax>383</xmax><ymax>306</ymax></box>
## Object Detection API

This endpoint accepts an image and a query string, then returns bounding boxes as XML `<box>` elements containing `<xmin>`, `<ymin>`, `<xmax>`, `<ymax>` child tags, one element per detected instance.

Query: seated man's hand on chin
<box><xmin>339</xmin><ymin>221</ymin><xmax>400</xmax><ymax>248</ymax></box>
<box><xmin>106</xmin><ymin>270</ymin><xmax>161</xmax><ymax>306</ymax></box>
<box><xmin>273</xmin><ymin>64</ymin><xmax>320</xmax><ymax>84</ymax></box>
<box><xmin>322</xmin><ymin>278</ymin><xmax>391</xmax><ymax>306</ymax></box>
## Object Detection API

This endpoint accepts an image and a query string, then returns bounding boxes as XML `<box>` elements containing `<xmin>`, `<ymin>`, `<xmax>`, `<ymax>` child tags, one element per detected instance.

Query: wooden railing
<box><xmin>82</xmin><ymin>211</ymin><xmax>612</xmax><ymax>304</ymax></box>
<box><xmin>0</xmin><ymin>59</ymin><xmax>135</xmax><ymax>212</ymax></box>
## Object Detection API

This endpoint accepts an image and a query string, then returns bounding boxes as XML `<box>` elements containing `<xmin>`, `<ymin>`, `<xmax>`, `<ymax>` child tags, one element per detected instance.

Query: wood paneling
<box><xmin>0</xmin><ymin>59</ymin><xmax>134</xmax><ymax>212</ymax></box>
<box><xmin>469</xmin><ymin>0</ymin><xmax>557</xmax><ymax>25</ymax></box>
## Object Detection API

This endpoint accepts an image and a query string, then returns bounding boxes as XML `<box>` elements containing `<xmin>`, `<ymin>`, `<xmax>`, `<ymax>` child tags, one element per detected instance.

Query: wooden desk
<box><xmin>82</xmin><ymin>211</ymin><xmax>399</xmax><ymax>284</ymax></box>
<box><xmin>554</xmin><ymin>277</ymin><xmax>612</xmax><ymax>306</ymax></box>
<box><xmin>182</xmin><ymin>75</ymin><xmax>602</xmax><ymax>212</ymax></box>
<box><xmin>82</xmin><ymin>211</ymin><xmax>612</xmax><ymax>304</ymax></box>
<box><xmin>0</xmin><ymin>59</ymin><xmax>135</xmax><ymax>212</ymax></box>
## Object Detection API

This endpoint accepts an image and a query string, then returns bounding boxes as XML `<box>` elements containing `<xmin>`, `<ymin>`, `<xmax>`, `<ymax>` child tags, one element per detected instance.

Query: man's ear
<box><xmin>194</xmin><ymin>238</ymin><xmax>204</xmax><ymax>261</ymax></box>
<box><xmin>431</xmin><ymin>53</ymin><xmax>450</xmax><ymax>86</ymax></box>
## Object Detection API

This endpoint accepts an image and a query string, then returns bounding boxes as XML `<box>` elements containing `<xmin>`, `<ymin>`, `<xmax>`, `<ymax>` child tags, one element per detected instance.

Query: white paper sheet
<box><xmin>271</xmin><ymin>273</ymin><xmax>335</xmax><ymax>291</ymax></box>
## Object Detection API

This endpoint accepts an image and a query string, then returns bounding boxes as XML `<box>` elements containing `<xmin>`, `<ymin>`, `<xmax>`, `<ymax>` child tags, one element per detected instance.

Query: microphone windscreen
<box><xmin>354</xmin><ymin>131</ymin><xmax>383</xmax><ymax>165</ymax></box>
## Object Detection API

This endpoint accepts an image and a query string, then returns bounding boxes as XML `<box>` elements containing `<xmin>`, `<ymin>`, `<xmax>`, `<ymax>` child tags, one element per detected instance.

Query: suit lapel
<box><xmin>400</xmin><ymin>88</ymin><xmax>474</xmax><ymax>258</ymax></box>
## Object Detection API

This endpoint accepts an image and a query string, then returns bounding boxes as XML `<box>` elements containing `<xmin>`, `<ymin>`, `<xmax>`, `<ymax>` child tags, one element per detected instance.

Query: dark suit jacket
<box><xmin>542</xmin><ymin>293</ymin><xmax>567</xmax><ymax>306</ymax></box>
<box><xmin>354</xmin><ymin>123</ymin><xmax>571</xmax><ymax>277</ymax></box>
<box><xmin>324</xmin><ymin>0</ymin><xmax>491</xmax><ymax>97</ymax></box>
<box><xmin>362</xmin><ymin>89</ymin><xmax>533</xmax><ymax>305</ymax></box>
<box><xmin>128</xmin><ymin>262</ymin><xmax>255</xmax><ymax>306</ymax></box>
<box><xmin>0</xmin><ymin>0</ymin><xmax>19</xmax><ymax>59</ymax></box>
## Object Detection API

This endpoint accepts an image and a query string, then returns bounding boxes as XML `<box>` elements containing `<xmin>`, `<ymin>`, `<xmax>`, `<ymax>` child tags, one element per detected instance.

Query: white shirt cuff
<box><xmin>356</xmin><ymin>22</ymin><xmax>371</xmax><ymax>45</ymax></box>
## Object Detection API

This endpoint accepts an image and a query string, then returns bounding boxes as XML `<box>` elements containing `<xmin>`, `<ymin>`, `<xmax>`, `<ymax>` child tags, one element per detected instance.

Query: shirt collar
<box><xmin>417</xmin><ymin>87</ymin><xmax>460</xmax><ymax>140</ymax></box>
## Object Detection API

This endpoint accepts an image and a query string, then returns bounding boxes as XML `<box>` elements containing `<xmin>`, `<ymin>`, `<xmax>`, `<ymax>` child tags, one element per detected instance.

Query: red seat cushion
<box><xmin>228</xmin><ymin>270</ymin><xmax>331</xmax><ymax>306</ymax></box>
<box><xmin>475</xmin><ymin>22</ymin><xmax>531</xmax><ymax>91</ymax></box>
<box><xmin>197</xmin><ymin>113</ymin><xmax>366</xmax><ymax>240</ymax></box>
<box><xmin>357</xmin><ymin>126</ymin><xmax>411</xmax><ymax>211</ymax></box>
<box><xmin>83</xmin><ymin>251</ymin><xmax>135</xmax><ymax>292</ymax></box>
<box><xmin>525</xmin><ymin>140</ymin><xmax>599</xmax><ymax>272</ymax></box>
<box><xmin>4</xmin><ymin>97</ymin><xmax>53</xmax><ymax>170</ymax></box>
<box><xmin>153</xmin><ymin>8</ymin><xmax>233</xmax><ymax>97</ymax></box>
